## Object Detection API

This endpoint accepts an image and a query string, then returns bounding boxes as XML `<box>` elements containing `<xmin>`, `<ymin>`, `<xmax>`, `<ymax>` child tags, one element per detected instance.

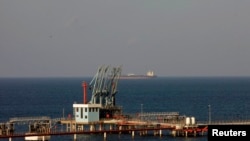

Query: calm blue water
<box><xmin>1</xmin><ymin>77</ymin><xmax>250</xmax><ymax>141</ymax></box>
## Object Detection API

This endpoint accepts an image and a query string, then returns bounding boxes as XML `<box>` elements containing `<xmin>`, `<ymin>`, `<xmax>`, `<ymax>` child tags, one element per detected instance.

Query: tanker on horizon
<box><xmin>119</xmin><ymin>70</ymin><xmax>157</xmax><ymax>79</ymax></box>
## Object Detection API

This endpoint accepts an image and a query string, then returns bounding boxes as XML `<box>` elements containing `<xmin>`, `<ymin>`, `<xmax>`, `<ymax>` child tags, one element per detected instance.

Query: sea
<box><xmin>1</xmin><ymin>77</ymin><xmax>250</xmax><ymax>141</ymax></box>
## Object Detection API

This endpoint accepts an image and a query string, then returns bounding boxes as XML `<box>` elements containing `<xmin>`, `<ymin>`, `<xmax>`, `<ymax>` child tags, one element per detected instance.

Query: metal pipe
<box><xmin>82</xmin><ymin>81</ymin><xmax>88</xmax><ymax>104</ymax></box>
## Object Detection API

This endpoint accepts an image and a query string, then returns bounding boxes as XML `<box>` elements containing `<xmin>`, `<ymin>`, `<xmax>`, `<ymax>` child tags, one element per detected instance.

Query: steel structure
<box><xmin>88</xmin><ymin>65</ymin><xmax>122</xmax><ymax>107</ymax></box>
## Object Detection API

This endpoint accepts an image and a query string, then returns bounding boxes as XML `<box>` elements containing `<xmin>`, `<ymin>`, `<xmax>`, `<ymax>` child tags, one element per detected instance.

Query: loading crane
<box><xmin>88</xmin><ymin>65</ymin><xmax>122</xmax><ymax>118</ymax></box>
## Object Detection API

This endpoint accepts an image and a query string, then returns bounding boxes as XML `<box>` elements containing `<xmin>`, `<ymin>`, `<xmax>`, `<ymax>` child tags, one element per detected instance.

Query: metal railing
<box><xmin>197</xmin><ymin>119</ymin><xmax>250</xmax><ymax>125</ymax></box>
<box><xmin>9</xmin><ymin>116</ymin><xmax>51</xmax><ymax>123</ymax></box>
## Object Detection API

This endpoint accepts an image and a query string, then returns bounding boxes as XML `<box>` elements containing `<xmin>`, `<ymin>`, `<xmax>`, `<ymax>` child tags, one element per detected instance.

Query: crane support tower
<box><xmin>88</xmin><ymin>65</ymin><xmax>122</xmax><ymax>119</ymax></box>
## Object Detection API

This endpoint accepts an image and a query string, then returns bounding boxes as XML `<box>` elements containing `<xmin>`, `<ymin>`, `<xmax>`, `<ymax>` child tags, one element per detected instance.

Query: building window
<box><xmin>76</xmin><ymin>108</ymin><xmax>79</xmax><ymax>112</ymax></box>
<box><xmin>81</xmin><ymin>108</ymin><xmax>83</xmax><ymax>119</ymax></box>
<box><xmin>85</xmin><ymin>115</ymin><xmax>87</xmax><ymax>119</ymax></box>
<box><xmin>85</xmin><ymin>108</ymin><xmax>87</xmax><ymax>112</ymax></box>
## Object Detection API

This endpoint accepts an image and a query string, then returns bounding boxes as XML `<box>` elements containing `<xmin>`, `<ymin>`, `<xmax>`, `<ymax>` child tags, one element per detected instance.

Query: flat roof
<box><xmin>73</xmin><ymin>104</ymin><xmax>102</xmax><ymax>108</ymax></box>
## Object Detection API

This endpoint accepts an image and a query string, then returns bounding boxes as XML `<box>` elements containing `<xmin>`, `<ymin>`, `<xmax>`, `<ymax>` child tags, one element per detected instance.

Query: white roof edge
<box><xmin>73</xmin><ymin>104</ymin><xmax>102</xmax><ymax>108</ymax></box>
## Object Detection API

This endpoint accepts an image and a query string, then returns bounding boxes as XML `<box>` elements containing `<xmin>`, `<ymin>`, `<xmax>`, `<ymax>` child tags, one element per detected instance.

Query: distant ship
<box><xmin>119</xmin><ymin>70</ymin><xmax>157</xmax><ymax>79</ymax></box>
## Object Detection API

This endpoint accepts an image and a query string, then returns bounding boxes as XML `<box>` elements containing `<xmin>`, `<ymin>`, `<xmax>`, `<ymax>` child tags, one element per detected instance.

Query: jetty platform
<box><xmin>0</xmin><ymin>112</ymin><xmax>208</xmax><ymax>141</ymax></box>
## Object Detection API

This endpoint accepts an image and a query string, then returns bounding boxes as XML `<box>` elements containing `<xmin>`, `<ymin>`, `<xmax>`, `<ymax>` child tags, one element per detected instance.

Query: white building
<box><xmin>73</xmin><ymin>104</ymin><xmax>102</xmax><ymax>123</ymax></box>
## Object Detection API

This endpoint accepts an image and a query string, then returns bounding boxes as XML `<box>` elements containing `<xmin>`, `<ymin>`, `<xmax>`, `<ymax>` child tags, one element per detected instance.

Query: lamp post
<box><xmin>141</xmin><ymin>104</ymin><xmax>143</xmax><ymax>121</ymax></box>
<box><xmin>208</xmin><ymin>104</ymin><xmax>211</xmax><ymax>124</ymax></box>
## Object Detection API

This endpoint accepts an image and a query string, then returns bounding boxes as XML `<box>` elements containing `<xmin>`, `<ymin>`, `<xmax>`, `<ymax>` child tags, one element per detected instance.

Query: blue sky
<box><xmin>1</xmin><ymin>0</ymin><xmax>250</xmax><ymax>77</ymax></box>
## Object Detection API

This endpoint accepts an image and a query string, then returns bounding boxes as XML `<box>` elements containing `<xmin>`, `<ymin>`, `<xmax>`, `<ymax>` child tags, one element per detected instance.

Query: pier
<box><xmin>0</xmin><ymin>114</ymin><xmax>208</xmax><ymax>140</ymax></box>
<box><xmin>3</xmin><ymin>115</ymin><xmax>250</xmax><ymax>140</ymax></box>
